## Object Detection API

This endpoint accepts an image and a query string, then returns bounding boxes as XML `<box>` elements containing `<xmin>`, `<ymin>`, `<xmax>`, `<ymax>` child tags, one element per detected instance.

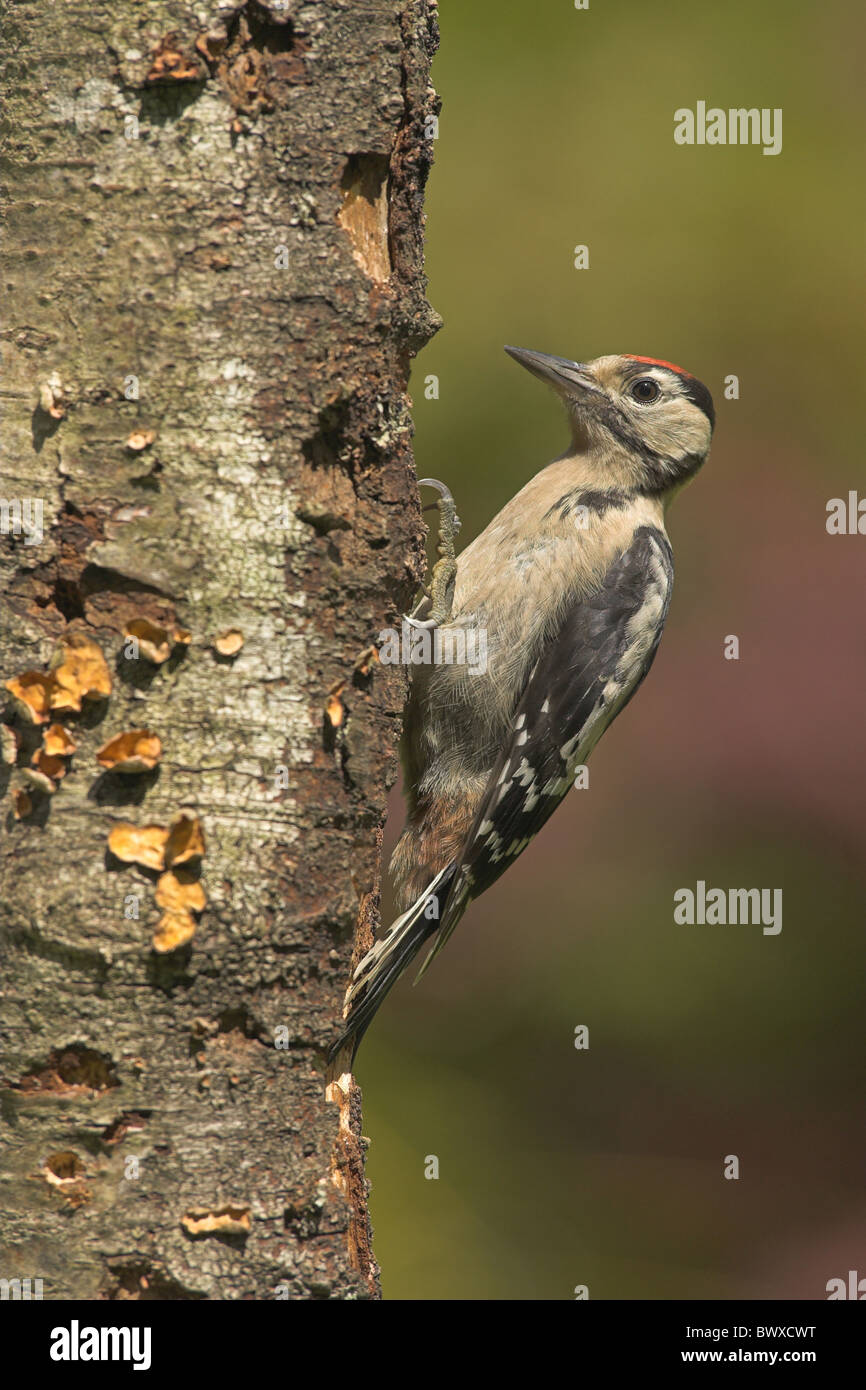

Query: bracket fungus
<box><xmin>325</xmin><ymin>680</ymin><xmax>346</xmax><ymax>729</ymax></box>
<box><xmin>156</xmin><ymin>868</ymin><xmax>206</xmax><ymax>916</ymax></box>
<box><xmin>165</xmin><ymin>810</ymin><xmax>205</xmax><ymax>867</ymax></box>
<box><xmin>125</xmin><ymin>428</ymin><xmax>156</xmax><ymax>452</ymax></box>
<box><xmin>123</xmin><ymin>618</ymin><xmax>191</xmax><ymax>665</ymax></box>
<box><xmin>107</xmin><ymin>812</ymin><xmax>207</xmax><ymax>951</ymax></box>
<box><xmin>108</xmin><ymin>822</ymin><xmax>170</xmax><ymax>872</ymax></box>
<box><xmin>21</xmin><ymin>765</ymin><xmax>56</xmax><ymax>795</ymax></box>
<box><xmin>152</xmin><ymin>910</ymin><xmax>197</xmax><ymax>953</ymax></box>
<box><xmin>97</xmin><ymin>729</ymin><xmax>162</xmax><ymax>774</ymax></box>
<box><xmin>49</xmin><ymin>635</ymin><xmax>112</xmax><ymax>711</ymax></box>
<box><xmin>19</xmin><ymin>723</ymin><xmax>78</xmax><ymax>794</ymax></box>
<box><xmin>4</xmin><ymin>637</ymin><xmax>110</xmax><ymax>726</ymax></box>
<box><xmin>24</xmin><ymin>724</ymin><xmax>76</xmax><ymax>792</ymax></box>
<box><xmin>4</xmin><ymin>671</ymin><xmax>55</xmax><ymax>724</ymax></box>
<box><xmin>213</xmin><ymin>628</ymin><xmax>244</xmax><ymax>657</ymax></box>
<box><xmin>24</xmin><ymin>748</ymin><xmax>68</xmax><ymax>793</ymax></box>
<box><xmin>43</xmin><ymin>724</ymin><xmax>77</xmax><ymax>757</ymax></box>
<box><xmin>152</xmin><ymin>865</ymin><xmax>206</xmax><ymax>953</ymax></box>
<box><xmin>38</xmin><ymin>371</ymin><xmax>66</xmax><ymax>420</ymax></box>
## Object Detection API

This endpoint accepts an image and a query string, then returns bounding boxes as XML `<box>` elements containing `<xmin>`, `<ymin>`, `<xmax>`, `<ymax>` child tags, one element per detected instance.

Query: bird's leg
<box><xmin>405</xmin><ymin>478</ymin><xmax>462</xmax><ymax>630</ymax></box>
<box><xmin>348</xmin><ymin>482</ymin><xmax>460</xmax><ymax>672</ymax></box>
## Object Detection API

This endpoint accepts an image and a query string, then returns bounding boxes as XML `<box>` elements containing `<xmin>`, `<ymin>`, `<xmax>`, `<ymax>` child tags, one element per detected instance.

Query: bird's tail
<box><xmin>327</xmin><ymin>863</ymin><xmax>457</xmax><ymax>1075</ymax></box>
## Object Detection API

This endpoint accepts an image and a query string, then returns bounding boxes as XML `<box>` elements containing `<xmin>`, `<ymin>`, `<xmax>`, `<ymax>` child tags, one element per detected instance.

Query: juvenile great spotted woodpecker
<box><xmin>329</xmin><ymin>347</ymin><xmax>714</xmax><ymax>1068</ymax></box>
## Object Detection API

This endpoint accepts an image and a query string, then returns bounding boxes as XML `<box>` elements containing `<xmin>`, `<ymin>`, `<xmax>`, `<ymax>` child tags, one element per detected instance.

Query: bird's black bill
<box><xmin>504</xmin><ymin>345</ymin><xmax>601</xmax><ymax>396</ymax></box>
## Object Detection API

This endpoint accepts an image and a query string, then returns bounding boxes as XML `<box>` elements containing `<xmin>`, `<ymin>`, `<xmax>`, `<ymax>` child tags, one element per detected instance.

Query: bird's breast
<box><xmin>410</xmin><ymin>491</ymin><xmax>665</xmax><ymax>785</ymax></box>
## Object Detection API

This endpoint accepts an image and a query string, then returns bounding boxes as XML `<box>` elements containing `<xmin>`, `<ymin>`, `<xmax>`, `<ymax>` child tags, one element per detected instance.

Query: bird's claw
<box><xmin>405</xmin><ymin>477</ymin><xmax>461</xmax><ymax>628</ymax></box>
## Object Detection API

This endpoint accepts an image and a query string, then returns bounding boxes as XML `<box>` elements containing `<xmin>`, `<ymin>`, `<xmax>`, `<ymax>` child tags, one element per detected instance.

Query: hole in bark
<box><xmin>138</xmin><ymin>82</ymin><xmax>206</xmax><ymax>126</ymax></box>
<box><xmin>301</xmin><ymin>389</ymin><xmax>391</xmax><ymax>479</ymax></box>
<box><xmin>15</xmin><ymin>1045</ymin><xmax>119</xmax><ymax>1094</ymax></box>
<box><xmin>181</xmin><ymin>1205</ymin><xmax>251</xmax><ymax>1244</ymax></box>
<box><xmin>45</xmin><ymin>574</ymin><xmax>86</xmax><ymax>621</ymax></box>
<box><xmin>244</xmin><ymin>0</ymin><xmax>297</xmax><ymax>55</ymax></box>
<box><xmin>101</xmin><ymin>1110</ymin><xmax>152</xmax><ymax>1144</ymax></box>
<box><xmin>284</xmin><ymin>1197</ymin><xmax>323</xmax><ymax>1239</ymax></box>
<box><xmin>104</xmin><ymin>1262</ymin><xmax>208</xmax><ymax>1301</ymax></box>
<box><xmin>204</xmin><ymin>1</ymin><xmax>309</xmax><ymax>120</ymax></box>
<box><xmin>302</xmin><ymin>398</ymin><xmax>354</xmax><ymax>472</ymax></box>
<box><xmin>338</xmin><ymin>153</ymin><xmax>391</xmax><ymax>283</ymax></box>
<box><xmin>295</xmin><ymin>503</ymin><xmax>351</xmax><ymax>535</ymax></box>
<box><xmin>31</xmin><ymin>501</ymin><xmax>178</xmax><ymax>629</ymax></box>
<box><xmin>217</xmin><ymin>1005</ymin><xmax>264</xmax><ymax>1041</ymax></box>
<box><xmin>44</xmin><ymin>1150</ymin><xmax>86</xmax><ymax>1181</ymax></box>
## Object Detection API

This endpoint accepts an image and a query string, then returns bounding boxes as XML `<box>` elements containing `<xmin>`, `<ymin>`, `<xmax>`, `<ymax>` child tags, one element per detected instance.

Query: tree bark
<box><xmin>0</xmin><ymin>0</ymin><xmax>439</xmax><ymax>1300</ymax></box>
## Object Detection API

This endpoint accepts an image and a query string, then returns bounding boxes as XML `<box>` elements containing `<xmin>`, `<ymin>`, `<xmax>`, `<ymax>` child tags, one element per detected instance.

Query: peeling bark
<box><xmin>0</xmin><ymin>0</ymin><xmax>439</xmax><ymax>1300</ymax></box>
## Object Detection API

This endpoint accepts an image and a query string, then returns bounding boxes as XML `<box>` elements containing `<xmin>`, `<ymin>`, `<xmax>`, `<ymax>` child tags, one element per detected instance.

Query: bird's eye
<box><xmin>630</xmin><ymin>378</ymin><xmax>660</xmax><ymax>403</ymax></box>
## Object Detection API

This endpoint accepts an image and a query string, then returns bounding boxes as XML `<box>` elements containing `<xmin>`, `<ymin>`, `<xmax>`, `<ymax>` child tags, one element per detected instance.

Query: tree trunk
<box><xmin>0</xmin><ymin>0</ymin><xmax>439</xmax><ymax>1301</ymax></box>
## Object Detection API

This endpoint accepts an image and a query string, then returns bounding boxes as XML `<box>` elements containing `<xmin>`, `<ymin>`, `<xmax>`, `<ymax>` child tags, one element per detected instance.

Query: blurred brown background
<box><xmin>362</xmin><ymin>0</ymin><xmax>866</xmax><ymax>1299</ymax></box>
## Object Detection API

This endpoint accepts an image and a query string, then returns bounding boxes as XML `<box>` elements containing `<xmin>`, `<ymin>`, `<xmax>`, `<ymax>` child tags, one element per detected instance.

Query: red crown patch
<box><xmin>626</xmin><ymin>355</ymin><xmax>691</xmax><ymax>377</ymax></box>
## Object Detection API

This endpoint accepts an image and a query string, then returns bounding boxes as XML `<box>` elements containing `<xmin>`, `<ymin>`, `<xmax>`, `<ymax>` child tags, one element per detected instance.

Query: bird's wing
<box><xmin>418</xmin><ymin>525</ymin><xmax>674</xmax><ymax>974</ymax></box>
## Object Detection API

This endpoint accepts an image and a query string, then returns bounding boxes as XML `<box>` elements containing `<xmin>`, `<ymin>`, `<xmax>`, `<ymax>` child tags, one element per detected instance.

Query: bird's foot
<box><xmin>404</xmin><ymin>477</ymin><xmax>462</xmax><ymax>628</ymax></box>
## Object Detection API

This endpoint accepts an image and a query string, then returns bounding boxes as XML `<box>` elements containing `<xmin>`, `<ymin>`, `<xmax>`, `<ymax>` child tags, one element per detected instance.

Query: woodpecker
<box><xmin>329</xmin><ymin>348</ymin><xmax>714</xmax><ymax>1068</ymax></box>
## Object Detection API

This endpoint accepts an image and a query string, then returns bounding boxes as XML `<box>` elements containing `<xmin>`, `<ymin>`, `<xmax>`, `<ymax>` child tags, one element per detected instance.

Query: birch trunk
<box><xmin>0</xmin><ymin>0</ymin><xmax>439</xmax><ymax>1301</ymax></box>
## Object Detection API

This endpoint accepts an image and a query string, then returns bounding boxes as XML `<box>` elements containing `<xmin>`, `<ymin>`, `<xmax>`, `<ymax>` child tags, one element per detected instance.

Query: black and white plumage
<box><xmin>422</xmin><ymin>525</ymin><xmax>674</xmax><ymax>973</ymax></box>
<box><xmin>329</xmin><ymin>349</ymin><xmax>713</xmax><ymax>1068</ymax></box>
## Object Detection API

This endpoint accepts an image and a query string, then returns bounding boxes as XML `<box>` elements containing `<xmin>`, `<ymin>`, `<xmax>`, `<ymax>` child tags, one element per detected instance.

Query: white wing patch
<box><xmin>556</xmin><ymin>534</ymin><xmax>671</xmax><ymax>781</ymax></box>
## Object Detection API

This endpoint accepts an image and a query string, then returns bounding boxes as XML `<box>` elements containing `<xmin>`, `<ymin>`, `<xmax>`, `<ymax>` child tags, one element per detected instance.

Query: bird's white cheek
<box><xmin>638</xmin><ymin>405</ymin><xmax>710</xmax><ymax>460</ymax></box>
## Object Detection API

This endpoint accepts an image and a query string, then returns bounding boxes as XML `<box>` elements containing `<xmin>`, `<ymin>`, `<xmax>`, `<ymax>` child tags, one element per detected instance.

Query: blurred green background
<box><xmin>362</xmin><ymin>0</ymin><xmax>866</xmax><ymax>1299</ymax></box>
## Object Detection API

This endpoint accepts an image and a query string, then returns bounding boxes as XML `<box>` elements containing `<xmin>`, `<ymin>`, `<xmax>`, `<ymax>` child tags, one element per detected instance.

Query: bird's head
<box><xmin>505</xmin><ymin>346</ymin><xmax>714</xmax><ymax>495</ymax></box>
